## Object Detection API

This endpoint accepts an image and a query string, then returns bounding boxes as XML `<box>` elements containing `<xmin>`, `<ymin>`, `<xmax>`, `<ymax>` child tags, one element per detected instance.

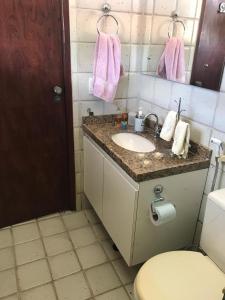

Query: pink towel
<box><xmin>92</xmin><ymin>32</ymin><xmax>121</xmax><ymax>102</ymax></box>
<box><xmin>157</xmin><ymin>37</ymin><xmax>185</xmax><ymax>83</ymax></box>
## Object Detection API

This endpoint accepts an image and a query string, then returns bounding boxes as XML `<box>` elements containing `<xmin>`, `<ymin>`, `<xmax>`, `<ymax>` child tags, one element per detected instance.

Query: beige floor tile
<box><xmin>21</xmin><ymin>283</ymin><xmax>57</xmax><ymax>300</ymax></box>
<box><xmin>17</xmin><ymin>259</ymin><xmax>51</xmax><ymax>291</ymax></box>
<box><xmin>55</xmin><ymin>272</ymin><xmax>91</xmax><ymax>300</ymax></box>
<box><xmin>62</xmin><ymin>211</ymin><xmax>89</xmax><ymax>230</ymax></box>
<box><xmin>38</xmin><ymin>213</ymin><xmax>60</xmax><ymax>221</ymax></box>
<box><xmin>100</xmin><ymin>240</ymin><xmax>121</xmax><ymax>261</ymax></box>
<box><xmin>84</xmin><ymin>209</ymin><xmax>100</xmax><ymax>225</ymax></box>
<box><xmin>0</xmin><ymin>229</ymin><xmax>13</xmax><ymax>249</ymax></box>
<box><xmin>12</xmin><ymin>223</ymin><xmax>39</xmax><ymax>244</ymax></box>
<box><xmin>76</xmin><ymin>243</ymin><xmax>108</xmax><ymax>269</ymax></box>
<box><xmin>92</xmin><ymin>224</ymin><xmax>109</xmax><ymax>241</ymax></box>
<box><xmin>43</xmin><ymin>232</ymin><xmax>72</xmax><ymax>256</ymax></box>
<box><xmin>15</xmin><ymin>239</ymin><xmax>45</xmax><ymax>266</ymax></box>
<box><xmin>0</xmin><ymin>247</ymin><xmax>15</xmax><ymax>271</ymax></box>
<box><xmin>69</xmin><ymin>226</ymin><xmax>96</xmax><ymax>248</ymax></box>
<box><xmin>2</xmin><ymin>294</ymin><xmax>19</xmax><ymax>300</ymax></box>
<box><xmin>95</xmin><ymin>287</ymin><xmax>130</xmax><ymax>300</ymax></box>
<box><xmin>38</xmin><ymin>217</ymin><xmax>65</xmax><ymax>237</ymax></box>
<box><xmin>112</xmin><ymin>259</ymin><xmax>139</xmax><ymax>285</ymax></box>
<box><xmin>125</xmin><ymin>284</ymin><xmax>135</xmax><ymax>300</ymax></box>
<box><xmin>0</xmin><ymin>269</ymin><xmax>17</xmax><ymax>298</ymax></box>
<box><xmin>85</xmin><ymin>263</ymin><xmax>121</xmax><ymax>295</ymax></box>
<box><xmin>48</xmin><ymin>251</ymin><xmax>81</xmax><ymax>280</ymax></box>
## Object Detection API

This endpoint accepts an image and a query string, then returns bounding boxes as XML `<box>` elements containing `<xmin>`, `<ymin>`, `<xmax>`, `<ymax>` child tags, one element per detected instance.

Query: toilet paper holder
<box><xmin>151</xmin><ymin>185</ymin><xmax>165</xmax><ymax>215</ymax></box>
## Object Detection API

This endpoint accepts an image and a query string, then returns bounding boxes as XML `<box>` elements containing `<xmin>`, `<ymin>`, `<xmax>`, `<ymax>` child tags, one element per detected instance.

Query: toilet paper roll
<box><xmin>150</xmin><ymin>201</ymin><xmax>176</xmax><ymax>226</ymax></box>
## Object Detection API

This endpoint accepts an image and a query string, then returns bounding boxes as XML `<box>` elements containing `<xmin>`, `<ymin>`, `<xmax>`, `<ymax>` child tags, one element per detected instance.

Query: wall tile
<box><xmin>209</xmin><ymin>129</ymin><xmax>225</xmax><ymax>165</ymax></box>
<box><xmin>71</xmin><ymin>42</ymin><xmax>78</xmax><ymax>73</ymax></box>
<box><xmin>131</xmin><ymin>14</ymin><xmax>152</xmax><ymax>44</ymax></box>
<box><xmin>126</xmin><ymin>98</ymin><xmax>140</xmax><ymax>112</ymax></box>
<box><xmin>213</xmin><ymin>93</ymin><xmax>225</xmax><ymax>132</ymax></box>
<box><xmin>77</xmin><ymin>43</ymin><xmax>95</xmax><ymax>73</ymax></box>
<box><xmin>138</xmin><ymin>100</ymin><xmax>152</xmax><ymax>115</ymax></box>
<box><xmin>151</xmin><ymin>16</ymin><xmax>171</xmax><ymax>44</ymax></box>
<box><xmin>177</xmin><ymin>0</ymin><xmax>198</xmax><ymax>18</ymax></box>
<box><xmin>103</xmin><ymin>99</ymin><xmax>127</xmax><ymax>114</ymax></box>
<box><xmin>132</xmin><ymin>0</ymin><xmax>153</xmax><ymax>14</ymax></box>
<box><xmin>169</xmin><ymin>82</ymin><xmax>192</xmax><ymax>118</ymax></box>
<box><xmin>71</xmin><ymin>74</ymin><xmax>79</xmax><ymax>101</ymax></box>
<box><xmin>76</xmin><ymin>0</ymin><xmax>132</xmax><ymax>12</ymax></box>
<box><xmin>139</xmin><ymin>74</ymin><xmax>155</xmax><ymax>101</ymax></box>
<box><xmin>69</xmin><ymin>7</ymin><xmax>77</xmax><ymax>42</ymax></box>
<box><xmin>150</xmin><ymin>103</ymin><xmax>169</xmax><ymax>124</ymax></box>
<box><xmin>187</xmin><ymin>120</ymin><xmax>211</xmax><ymax>147</ymax></box>
<box><xmin>77</xmin><ymin>9</ymin><xmax>131</xmax><ymax>43</ymax></box>
<box><xmin>220</xmin><ymin>71</ymin><xmax>225</xmax><ymax>93</ymax></box>
<box><xmin>147</xmin><ymin>45</ymin><xmax>164</xmax><ymax>72</ymax></box>
<box><xmin>196</xmin><ymin>0</ymin><xmax>203</xmax><ymax>18</ymax></box>
<box><xmin>116</xmin><ymin>75</ymin><xmax>129</xmax><ymax>99</ymax></box>
<box><xmin>128</xmin><ymin>73</ymin><xmax>140</xmax><ymax>98</ymax></box>
<box><xmin>78</xmin><ymin>73</ymin><xmax>96</xmax><ymax>101</ymax></box>
<box><xmin>204</xmin><ymin>165</ymin><xmax>225</xmax><ymax>195</ymax></box>
<box><xmin>153</xmin><ymin>78</ymin><xmax>172</xmax><ymax>108</ymax></box>
<box><xmin>79</xmin><ymin>101</ymin><xmax>104</xmax><ymax>117</ymax></box>
<box><xmin>191</xmin><ymin>87</ymin><xmax>218</xmax><ymax>126</ymax></box>
<box><xmin>154</xmin><ymin>0</ymin><xmax>176</xmax><ymax>16</ymax></box>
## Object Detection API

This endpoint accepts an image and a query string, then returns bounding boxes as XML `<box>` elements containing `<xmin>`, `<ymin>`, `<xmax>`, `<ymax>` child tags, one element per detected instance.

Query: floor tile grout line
<box><xmin>59</xmin><ymin>213</ymin><xmax>96</xmax><ymax>299</ymax></box>
<box><xmin>35</xmin><ymin>219</ymin><xmax>60</xmax><ymax>300</ymax></box>
<box><xmin>9</xmin><ymin>226</ymin><xmax>22</xmax><ymax>300</ymax></box>
<box><xmin>0</xmin><ymin>210</ymin><xmax>135</xmax><ymax>299</ymax></box>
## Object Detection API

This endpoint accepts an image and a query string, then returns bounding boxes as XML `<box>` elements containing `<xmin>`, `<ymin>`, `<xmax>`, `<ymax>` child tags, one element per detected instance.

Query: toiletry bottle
<box><xmin>134</xmin><ymin>108</ymin><xmax>144</xmax><ymax>132</ymax></box>
<box><xmin>114</xmin><ymin>106</ymin><xmax>122</xmax><ymax>128</ymax></box>
<box><xmin>121</xmin><ymin>112</ymin><xmax>128</xmax><ymax>129</ymax></box>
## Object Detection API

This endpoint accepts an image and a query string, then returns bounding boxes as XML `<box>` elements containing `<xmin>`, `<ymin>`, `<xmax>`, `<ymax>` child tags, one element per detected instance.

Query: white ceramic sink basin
<box><xmin>111</xmin><ymin>133</ymin><xmax>155</xmax><ymax>153</ymax></box>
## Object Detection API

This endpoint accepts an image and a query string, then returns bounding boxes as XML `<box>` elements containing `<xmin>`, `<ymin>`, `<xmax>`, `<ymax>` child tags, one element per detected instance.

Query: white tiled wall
<box><xmin>135</xmin><ymin>74</ymin><xmax>225</xmax><ymax>244</ymax></box>
<box><xmin>69</xmin><ymin>0</ymin><xmax>140</xmax><ymax>209</ymax></box>
<box><xmin>69</xmin><ymin>0</ymin><xmax>225</xmax><ymax>248</ymax></box>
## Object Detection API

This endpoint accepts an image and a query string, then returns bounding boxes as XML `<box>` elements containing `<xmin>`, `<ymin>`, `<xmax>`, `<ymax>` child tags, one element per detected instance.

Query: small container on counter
<box><xmin>114</xmin><ymin>114</ymin><xmax>122</xmax><ymax>128</ymax></box>
<box><xmin>121</xmin><ymin>112</ymin><xmax>128</xmax><ymax>129</ymax></box>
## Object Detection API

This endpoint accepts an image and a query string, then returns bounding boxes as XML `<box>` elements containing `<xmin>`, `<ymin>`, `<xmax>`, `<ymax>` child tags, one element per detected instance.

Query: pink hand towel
<box><xmin>157</xmin><ymin>37</ymin><xmax>185</xmax><ymax>83</ymax></box>
<box><xmin>92</xmin><ymin>32</ymin><xmax>121</xmax><ymax>102</ymax></box>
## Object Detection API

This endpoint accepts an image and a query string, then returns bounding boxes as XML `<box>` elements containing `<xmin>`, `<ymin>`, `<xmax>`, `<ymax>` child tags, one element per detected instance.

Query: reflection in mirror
<box><xmin>140</xmin><ymin>0</ymin><xmax>225</xmax><ymax>91</ymax></box>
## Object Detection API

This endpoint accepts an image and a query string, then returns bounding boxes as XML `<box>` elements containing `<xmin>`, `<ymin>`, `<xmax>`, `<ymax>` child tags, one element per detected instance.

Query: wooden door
<box><xmin>0</xmin><ymin>0</ymin><xmax>75</xmax><ymax>228</ymax></box>
<box><xmin>191</xmin><ymin>0</ymin><xmax>225</xmax><ymax>91</ymax></box>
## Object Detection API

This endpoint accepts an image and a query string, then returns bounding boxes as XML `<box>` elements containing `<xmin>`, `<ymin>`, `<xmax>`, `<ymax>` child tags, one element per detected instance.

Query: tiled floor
<box><xmin>0</xmin><ymin>209</ymin><xmax>140</xmax><ymax>300</ymax></box>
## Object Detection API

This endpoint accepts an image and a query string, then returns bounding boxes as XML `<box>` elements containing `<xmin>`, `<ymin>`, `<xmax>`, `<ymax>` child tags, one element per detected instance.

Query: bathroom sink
<box><xmin>111</xmin><ymin>133</ymin><xmax>155</xmax><ymax>153</ymax></box>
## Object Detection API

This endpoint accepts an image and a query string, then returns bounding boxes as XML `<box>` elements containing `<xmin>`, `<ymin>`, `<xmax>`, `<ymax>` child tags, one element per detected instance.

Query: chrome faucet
<box><xmin>143</xmin><ymin>113</ymin><xmax>160</xmax><ymax>137</ymax></box>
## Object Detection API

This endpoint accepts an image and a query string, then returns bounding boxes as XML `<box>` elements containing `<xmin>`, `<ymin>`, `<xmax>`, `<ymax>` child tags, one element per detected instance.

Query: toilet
<box><xmin>134</xmin><ymin>189</ymin><xmax>225</xmax><ymax>300</ymax></box>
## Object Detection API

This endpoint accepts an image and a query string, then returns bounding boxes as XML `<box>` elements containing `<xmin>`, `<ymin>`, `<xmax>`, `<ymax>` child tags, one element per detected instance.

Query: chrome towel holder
<box><xmin>96</xmin><ymin>3</ymin><xmax>119</xmax><ymax>34</ymax></box>
<box><xmin>168</xmin><ymin>12</ymin><xmax>186</xmax><ymax>38</ymax></box>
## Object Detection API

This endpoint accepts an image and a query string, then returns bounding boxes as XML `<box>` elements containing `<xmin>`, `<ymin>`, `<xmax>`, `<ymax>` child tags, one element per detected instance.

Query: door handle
<box><xmin>53</xmin><ymin>85</ymin><xmax>63</xmax><ymax>102</ymax></box>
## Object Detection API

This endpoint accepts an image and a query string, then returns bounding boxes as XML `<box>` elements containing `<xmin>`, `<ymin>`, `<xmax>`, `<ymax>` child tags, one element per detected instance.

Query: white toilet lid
<box><xmin>134</xmin><ymin>251</ymin><xmax>225</xmax><ymax>300</ymax></box>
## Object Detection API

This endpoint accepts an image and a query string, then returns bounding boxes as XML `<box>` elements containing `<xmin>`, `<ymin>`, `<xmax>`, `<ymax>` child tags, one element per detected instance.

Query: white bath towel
<box><xmin>172</xmin><ymin>120</ymin><xmax>190</xmax><ymax>159</ymax></box>
<box><xmin>160</xmin><ymin>111</ymin><xmax>177</xmax><ymax>142</ymax></box>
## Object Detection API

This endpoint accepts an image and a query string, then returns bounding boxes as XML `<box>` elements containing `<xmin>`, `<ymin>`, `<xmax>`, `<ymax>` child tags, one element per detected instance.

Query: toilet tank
<box><xmin>200</xmin><ymin>189</ymin><xmax>225</xmax><ymax>273</ymax></box>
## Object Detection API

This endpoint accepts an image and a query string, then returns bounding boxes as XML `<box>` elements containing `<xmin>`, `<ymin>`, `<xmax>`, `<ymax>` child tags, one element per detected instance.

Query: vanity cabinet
<box><xmin>84</xmin><ymin>135</ymin><xmax>208</xmax><ymax>266</ymax></box>
<box><xmin>103</xmin><ymin>158</ymin><xmax>139</xmax><ymax>263</ymax></box>
<box><xmin>83</xmin><ymin>136</ymin><xmax>104</xmax><ymax>219</ymax></box>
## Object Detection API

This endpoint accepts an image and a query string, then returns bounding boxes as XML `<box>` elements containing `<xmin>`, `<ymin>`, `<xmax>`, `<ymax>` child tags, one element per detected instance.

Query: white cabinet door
<box><xmin>83</xmin><ymin>136</ymin><xmax>104</xmax><ymax>219</ymax></box>
<box><xmin>103</xmin><ymin>158</ymin><xmax>139</xmax><ymax>265</ymax></box>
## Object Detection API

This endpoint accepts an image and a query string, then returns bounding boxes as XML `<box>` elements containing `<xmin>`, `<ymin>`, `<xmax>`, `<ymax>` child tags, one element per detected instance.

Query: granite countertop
<box><xmin>82</xmin><ymin>115</ymin><xmax>211</xmax><ymax>182</ymax></box>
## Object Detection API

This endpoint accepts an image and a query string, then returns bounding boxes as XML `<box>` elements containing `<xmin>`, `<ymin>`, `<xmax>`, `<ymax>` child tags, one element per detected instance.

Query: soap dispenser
<box><xmin>134</xmin><ymin>108</ymin><xmax>145</xmax><ymax>132</ymax></box>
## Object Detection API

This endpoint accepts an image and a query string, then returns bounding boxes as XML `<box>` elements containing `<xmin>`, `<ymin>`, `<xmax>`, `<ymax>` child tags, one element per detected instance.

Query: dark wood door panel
<box><xmin>0</xmin><ymin>0</ymin><xmax>75</xmax><ymax>228</ymax></box>
<box><xmin>191</xmin><ymin>0</ymin><xmax>225</xmax><ymax>91</ymax></box>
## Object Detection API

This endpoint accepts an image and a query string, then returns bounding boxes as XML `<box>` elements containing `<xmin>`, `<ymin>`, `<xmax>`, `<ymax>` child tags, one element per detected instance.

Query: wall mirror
<box><xmin>140</xmin><ymin>0</ymin><xmax>225</xmax><ymax>91</ymax></box>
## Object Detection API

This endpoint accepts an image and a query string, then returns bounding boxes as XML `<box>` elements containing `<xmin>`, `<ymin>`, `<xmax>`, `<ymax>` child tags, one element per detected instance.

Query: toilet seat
<box><xmin>134</xmin><ymin>251</ymin><xmax>225</xmax><ymax>300</ymax></box>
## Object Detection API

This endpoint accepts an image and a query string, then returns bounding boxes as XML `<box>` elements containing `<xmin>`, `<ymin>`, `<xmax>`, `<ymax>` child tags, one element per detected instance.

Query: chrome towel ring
<box><xmin>168</xmin><ymin>13</ymin><xmax>186</xmax><ymax>38</ymax></box>
<box><xmin>96</xmin><ymin>3</ymin><xmax>119</xmax><ymax>34</ymax></box>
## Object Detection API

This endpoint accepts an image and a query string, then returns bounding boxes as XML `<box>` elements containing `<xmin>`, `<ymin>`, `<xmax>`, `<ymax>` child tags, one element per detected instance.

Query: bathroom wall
<box><xmin>135</xmin><ymin>74</ymin><xmax>225</xmax><ymax>243</ymax></box>
<box><xmin>69</xmin><ymin>0</ymin><xmax>225</xmax><ymax>244</ymax></box>
<box><xmin>69</xmin><ymin>0</ymin><xmax>140</xmax><ymax>209</ymax></box>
